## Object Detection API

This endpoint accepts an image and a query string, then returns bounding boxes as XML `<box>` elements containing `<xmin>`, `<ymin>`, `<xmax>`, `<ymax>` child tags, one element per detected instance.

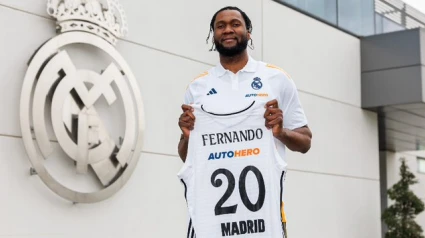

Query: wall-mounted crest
<box><xmin>20</xmin><ymin>0</ymin><xmax>144</xmax><ymax>203</ymax></box>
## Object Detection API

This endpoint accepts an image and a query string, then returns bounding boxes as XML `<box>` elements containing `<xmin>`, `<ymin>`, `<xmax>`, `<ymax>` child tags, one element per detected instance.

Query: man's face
<box><xmin>213</xmin><ymin>10</ymin><xmax>250</xmax><ymax>57</ymax></box>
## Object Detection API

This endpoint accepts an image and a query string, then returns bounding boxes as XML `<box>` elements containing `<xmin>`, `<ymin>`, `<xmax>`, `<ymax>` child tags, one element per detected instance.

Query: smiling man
<box><xmin>178</xmin><ymin>6</ymin><xmax>312</xmax><ymax>237</ymax></box>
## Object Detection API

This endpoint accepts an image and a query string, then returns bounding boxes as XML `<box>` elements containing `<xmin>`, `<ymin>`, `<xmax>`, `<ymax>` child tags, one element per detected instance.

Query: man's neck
<box><xmin>219</xmin><ymin>51</ymin><xmax>249</xmax><ymax>74</ymax></box>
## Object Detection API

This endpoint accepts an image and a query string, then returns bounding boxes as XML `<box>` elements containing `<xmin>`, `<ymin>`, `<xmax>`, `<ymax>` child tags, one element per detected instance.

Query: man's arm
<box><xmin>178</xmin><ymin>104</ymin><xmax>195</xmax><ymax>162</ymax></box>
<box><xmin>277</xmin><ymin>126</ymin><xmax>312</xmax><ymax>154</ymax></box>
<box><xmin>178</xmin><ymin>135</ymin><xmax>189</xmax><ymax>162</ymax></box>
<box><xmin>264</xmin><ymin>99</ymin><xmax>312</xmax><ymax>153</ymax></box>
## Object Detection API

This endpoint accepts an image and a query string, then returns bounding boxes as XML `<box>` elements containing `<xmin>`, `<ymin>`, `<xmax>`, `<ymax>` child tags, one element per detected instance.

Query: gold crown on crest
<box><xmin>47</xmin><ymin>0</ymin><xmax>128</xmax><ymax>45</ymax></box>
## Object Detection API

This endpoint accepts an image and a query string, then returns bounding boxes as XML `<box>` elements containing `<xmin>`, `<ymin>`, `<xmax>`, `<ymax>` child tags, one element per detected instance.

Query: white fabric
<box><xmin>184</xmin><ymin>56</ymin><xmax>308</xmax><ymax>168</ymax></box>
<box><xmin>178</xmin><ymin>102</ymin><xmax>286</xmax><ymax>237</ymax></box>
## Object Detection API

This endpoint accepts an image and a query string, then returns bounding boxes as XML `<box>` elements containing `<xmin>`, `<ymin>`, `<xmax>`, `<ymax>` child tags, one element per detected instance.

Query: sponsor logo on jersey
<box><xmin>208</xmin><ymin>148</ymin><xmax>260</xmax><ymax>160</ymax></box>
<box><xmin>201</xmin><ymin>129</ymin><xmax>263</xmax><ymax>146</ymax></box>
<box><xmin>245</xmin><ymin>93</ymin><xmax>269</xmax><ymax>97</ymax></box>
<box><xmin>207</xmin><ymin>88</ymin><xmax>218</xmax><ymax>95</ymax></box>
<box><xmin>251</xmin><ymin>77</ymin><xmax>263</xmax><ymax>90</ymax></box>
<box><xmin>221</xmin><ymin>219</ymin><xmax>265</xmax><ymax>236</ymax></box>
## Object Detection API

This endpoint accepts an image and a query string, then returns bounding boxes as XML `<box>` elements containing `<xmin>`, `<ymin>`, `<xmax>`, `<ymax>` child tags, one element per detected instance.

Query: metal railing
<box><xmin>276</xmin><ymin>0</ymin><xmax>425</xmax><ymax>36</ymax></box>
<box><xmin>376</xmin><ymin>0</ymin><xmax>425</xmax><ymax>29</ymax></box>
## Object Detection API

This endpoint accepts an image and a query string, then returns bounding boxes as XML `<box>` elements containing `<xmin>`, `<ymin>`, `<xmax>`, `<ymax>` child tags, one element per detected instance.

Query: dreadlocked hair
<box><xmin>206</xmin><ymin>6</ymin><xmax>253</xmax><ymax>51</ymax></box>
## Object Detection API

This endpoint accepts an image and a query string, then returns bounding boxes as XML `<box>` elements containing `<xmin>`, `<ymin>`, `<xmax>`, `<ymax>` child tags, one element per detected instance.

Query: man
<box><xmin>178</xmin><ymin>6</ymin><xmax>312</xmax><ymax>237</ymax></box>
<box><xmin>178</xmin><ymin>6</ymin><xmax>311</xmax><ymax>165</ymax></box>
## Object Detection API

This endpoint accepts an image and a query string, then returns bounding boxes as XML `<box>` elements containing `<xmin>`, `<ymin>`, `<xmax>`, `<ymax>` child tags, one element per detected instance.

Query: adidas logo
<box><xmin>207</xmin><ymin>88</ymin><xmax>218</xmax><ymax>95</ymax></box>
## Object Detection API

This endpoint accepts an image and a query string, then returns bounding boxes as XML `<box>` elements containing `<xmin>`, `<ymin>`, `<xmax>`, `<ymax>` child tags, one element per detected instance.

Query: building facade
<box><xmin>1</xmin><ymin>0</ymin><xmax>424</xmax><ymax>237</ymax></box>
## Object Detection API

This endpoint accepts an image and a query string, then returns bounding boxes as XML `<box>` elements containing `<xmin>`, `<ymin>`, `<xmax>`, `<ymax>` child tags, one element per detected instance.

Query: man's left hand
<box><xmin>264</xmin><ymin>99</ymin><xmax>312</xmax><ymax>154</ymax></box>
<box><xmin>264</xmin><ymin>99</ymin><xmax>283</xmax><ymax>138</ymax></box>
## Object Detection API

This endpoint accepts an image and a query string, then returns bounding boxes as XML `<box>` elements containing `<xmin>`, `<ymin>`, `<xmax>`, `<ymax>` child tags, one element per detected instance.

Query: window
<box><xmin>338</xmin><ymin>0</ymin><xmax>375</xmax><ymax>36</ymax></box>
<box><xmin>417</xmin><ymin>157</ymin><xmax>425</xmax><ymax>174</ymax></box>
<box><xmin>375</xmin><ymin>13</ymin><xmax>405</xmax><ymax>34</ymax></box>
<box><xmin>382</xmin><ymin>16</ymin><xmax>405</xmax><ymax>33</ymax></box>
<box><xmin>281</xmin><ymin>0</ymin><xmax>337</xmax><ymax>24</ymax></box>
<box><xmin>278</xmin><ymin>0</ymin><xmax>411</xmax><ymax>36</ymax></box>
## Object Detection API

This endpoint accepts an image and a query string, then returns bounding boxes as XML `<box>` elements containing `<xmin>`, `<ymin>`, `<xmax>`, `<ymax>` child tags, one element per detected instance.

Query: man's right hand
<box><xmin>179</xmin><ymin>104</ymin><xmax>195</xmax><ymax>139</ymax></box>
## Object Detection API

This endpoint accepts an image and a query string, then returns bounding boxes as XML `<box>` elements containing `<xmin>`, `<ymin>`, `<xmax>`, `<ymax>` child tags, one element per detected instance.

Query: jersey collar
<box><xmin>215</xmin><ymin>56</ymin><xmax>258</xmax><ymax>77</ymax></box>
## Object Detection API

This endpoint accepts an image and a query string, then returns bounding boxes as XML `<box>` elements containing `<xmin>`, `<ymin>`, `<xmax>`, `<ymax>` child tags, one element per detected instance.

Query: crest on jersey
<box><xmin>251</xmin><ymin>77</ymin><xmax>263</xmax><ymax>90</ymax></box>
<box><xmin>20</xmin><ymin>0</ymin><xmax>144</xmax><ymax>203</ymax></box>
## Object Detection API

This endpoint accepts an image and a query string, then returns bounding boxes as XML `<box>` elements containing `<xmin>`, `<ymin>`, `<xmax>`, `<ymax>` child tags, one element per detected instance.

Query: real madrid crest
<box><xmin>251</xmin><ymin>77</ymin><xmax>263</xmax><ymax>90</ymax></box>
<box><xmin>20</xmin><ymin>0</ymin><xmax>144</xmax><ymax>203</ymax></box>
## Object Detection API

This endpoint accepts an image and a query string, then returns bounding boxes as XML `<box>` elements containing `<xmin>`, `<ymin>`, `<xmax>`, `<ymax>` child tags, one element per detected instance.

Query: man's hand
<box><xmin>264</xmin><ymin>99</ymin><xmax>284</xmax><ymax>138</ymax></box>
<box><xmin>178</xmin><ymin>104</ymin><xmax>195</xmax><ymax>139</ymax></box>
<box><xmin>178</xmin><ymin>104</ymin><xmax>195</xmax><ymax>162</ymax></box>
<box><xmin>264</xmin><ymin>99</ymin><xmax>312</xmax><ymax>154</ymax></box>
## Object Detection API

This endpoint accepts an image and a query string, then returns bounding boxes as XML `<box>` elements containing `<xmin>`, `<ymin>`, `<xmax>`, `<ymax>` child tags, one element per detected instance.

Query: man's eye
<box><xmin>233</xmin><ymin>23</ymin><xmax>240</xmax><ymax>27</ymax></box>
<box><xmin>217</xmin><ymin>25</ymin><xmax>224</xmax><ymax>29</ymax></box>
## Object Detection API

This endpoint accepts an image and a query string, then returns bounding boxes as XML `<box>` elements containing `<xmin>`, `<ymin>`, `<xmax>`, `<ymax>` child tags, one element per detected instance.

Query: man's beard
<box><xmin>215</xmin><ymin>35</ymin><xmax>249</xmax><ymax>57</ymax></box>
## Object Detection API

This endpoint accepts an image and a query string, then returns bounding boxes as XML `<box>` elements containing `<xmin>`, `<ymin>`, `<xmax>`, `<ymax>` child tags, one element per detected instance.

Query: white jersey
<box><xmin>178</xmin><ymin>101</ymin><xmax>287</xmax><ymax>238</ymax></box>
<box><xmin>184</xmin><ymin>56</ymin><xmax>308</xmax><ymax>172</ymax></box>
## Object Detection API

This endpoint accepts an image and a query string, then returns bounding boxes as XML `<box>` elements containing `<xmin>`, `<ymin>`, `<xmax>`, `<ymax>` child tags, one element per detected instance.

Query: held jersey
<box><xmin>178</xmin><ymin>101</ymin><xmax>287</xmax><ymax>238</ymax></box>
<box><xmin>185</xmin><ymin>57</ymin><xmax>308</xmax><ymax>181</ymax></box>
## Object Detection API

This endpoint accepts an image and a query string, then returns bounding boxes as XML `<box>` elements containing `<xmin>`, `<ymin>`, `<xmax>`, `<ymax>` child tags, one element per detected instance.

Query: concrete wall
<box><xmin>0</xmin><ymin>0</ymin><xmax>380</xmax><ymax>237</ymax></box>
<box><xmin>262</xmin><ymin>2</ymin><xmax>380</xmax><ymax>237</ymax></box>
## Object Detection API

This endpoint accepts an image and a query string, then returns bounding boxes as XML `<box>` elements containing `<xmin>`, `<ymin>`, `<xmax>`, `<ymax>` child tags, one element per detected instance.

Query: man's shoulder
<box><xmin>185</xmin><ymin>69</ymin><xmax>214</xmax><ymax>91</ymax></box>
<box><xmin>256</xmin><ymin>61</ymin><xmax>293</xmax><ymax>83</ymax></box>
<box><xmin>193</xmin><ymin>71</ymin><xmax>210</xmax><ymax>81</ymax></box>
<box><xmin>190</xmin><ymin>68</ymin><xmax>215</xmax><ymax>85</ymax></box>
<box><xmin>262</xmin><ymin>62</ymin><xmax>292</xmax><ymax>79</ymax></box>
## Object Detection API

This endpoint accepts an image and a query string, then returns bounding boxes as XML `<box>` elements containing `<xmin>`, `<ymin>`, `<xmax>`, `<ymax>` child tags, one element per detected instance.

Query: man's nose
<box><xmin>223</xmin><ymin>25</ymin><xmax>234</xmax><ymax>34</ymax></box>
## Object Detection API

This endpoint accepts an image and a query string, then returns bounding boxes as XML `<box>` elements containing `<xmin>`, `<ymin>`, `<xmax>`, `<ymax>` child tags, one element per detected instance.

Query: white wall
<box><xmin>0</xmin><ymin>136</ymin><xmax>187</xmax><ymax>238</ymax></box>
<box><xmin>0</xmin><ymin>3</ymin><xmax>198</xmax><ymax>237</ymax></box>
<box><xmin>0</xmin><ymin>0</ymin><xmax>381</xmax><ymax>237</ymax></box>
<box><xmin>263</xmin><ymin>2</ymin><xmax>380</xmax><ymax>237</ymax></box>
<box><xmin>263</xmin><ymin>0</ymin><xmax>361</xmax><ymax>107</ymax></box>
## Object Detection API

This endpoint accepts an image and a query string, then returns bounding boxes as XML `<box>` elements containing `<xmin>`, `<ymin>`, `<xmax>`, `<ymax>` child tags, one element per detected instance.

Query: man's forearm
<box><xmin>178</xmin><ymin>135</ymin><xmax>189</xmax><ymax>162</ymax></box>
<box><xmin>277</xmin><ymin>127</ymin><xmax>312</xmax><ymax>153</ymax></box>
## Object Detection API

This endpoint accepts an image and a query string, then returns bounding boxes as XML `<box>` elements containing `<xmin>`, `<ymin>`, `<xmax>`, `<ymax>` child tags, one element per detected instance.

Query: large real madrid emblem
<box><xmin>20</xmin><ymin>0</ymin><xmax>144</xmax><ymax>203</ymax></box>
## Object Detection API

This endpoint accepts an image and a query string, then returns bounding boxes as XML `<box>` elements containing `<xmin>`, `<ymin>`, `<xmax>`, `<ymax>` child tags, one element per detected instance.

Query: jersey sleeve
<box><xmin>278</xmin><ymin>75</ymin><xmax>308</xmax><ymax>130</ymax></box>
<box><xmin>184</xmin><ymin>86</ymin><xmax>194</xmax><ymax>105</ymax></box>
<box><xmin>184</xmin><ymin>70</ymin><xmax>209</xmax><ymax>104</ymax></box>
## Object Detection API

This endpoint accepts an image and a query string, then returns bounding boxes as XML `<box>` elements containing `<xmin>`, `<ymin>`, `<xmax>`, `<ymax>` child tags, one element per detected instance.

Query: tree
<box><xmin>382</xmin><ymin>158</ymin><xmax>425</xmax><ymax>238</ymax></box>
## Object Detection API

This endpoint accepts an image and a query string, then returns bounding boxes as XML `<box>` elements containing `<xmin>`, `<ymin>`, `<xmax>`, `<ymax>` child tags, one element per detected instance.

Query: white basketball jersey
<box><xmin>178</xmin><ymin>101</ymin><xmax>287</xmax><ymax>238</ymax></box>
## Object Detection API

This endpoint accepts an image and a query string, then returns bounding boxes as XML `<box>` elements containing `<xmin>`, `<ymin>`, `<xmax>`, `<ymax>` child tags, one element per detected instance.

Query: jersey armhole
<box><xmin>177</xmin><ymin>134</ymin><xmax>196</xmax><ymax>181</ymax></box>
<box><xmin>272</xmin><ymin>137</ymin><xmax>287</xmax><ymax>172</ymax></box>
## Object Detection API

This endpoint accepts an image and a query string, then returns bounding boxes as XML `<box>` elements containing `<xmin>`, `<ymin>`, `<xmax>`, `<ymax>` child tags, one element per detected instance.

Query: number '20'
<box><xmin>211</xmin><ymin>166</ymin><xmax>266</xmax><ymax>216</ymax></box>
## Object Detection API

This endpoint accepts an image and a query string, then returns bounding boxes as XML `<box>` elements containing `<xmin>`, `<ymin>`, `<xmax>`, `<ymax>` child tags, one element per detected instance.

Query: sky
<box><xmin>403</xmin><ymin>0</ymin><xmax>425</xmax><ymax>14</ymax></box>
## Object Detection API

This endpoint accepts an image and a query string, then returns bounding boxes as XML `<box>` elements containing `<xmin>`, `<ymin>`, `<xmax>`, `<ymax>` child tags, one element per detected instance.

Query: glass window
<box><xmin>382</xmin><ymin>16</ymin><xmax>405</xmax><ymax>33</ymax></box>
<box><xmin>338</xmin><ymin>0</ymin><xmax>375</xmax><ymax>36</ymax></box>
<box><xmin>281</xmin><ymin>0</ymin><xmax>337</xmax><ymax>24</ymax></box>
<box><xmin>418</xmin><ymin>157</ymin><xmax>425</xmax><ymax>174</ymax></box>
<box><xmin>375</xmin><ymin>13</ymin><xmax>384</xmax><ymax>34</ymax></box>
<box><xmin>375</xmin><ymin>13</ymin><xmax>405</xmax><ymax>34</ymax></box>
<box><xmin>279</xmin><ymin>0</ymin><xmax>407</xmax><ymax>36</ymax></box>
